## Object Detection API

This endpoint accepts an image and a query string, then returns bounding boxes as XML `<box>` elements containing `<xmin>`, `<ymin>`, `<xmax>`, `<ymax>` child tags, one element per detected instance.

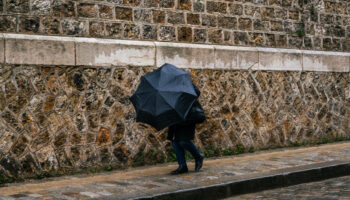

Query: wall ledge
<box><xmin>0</xmin><ymin>33</ymin><xmax>349</xmax><ymax>72</ymax></box>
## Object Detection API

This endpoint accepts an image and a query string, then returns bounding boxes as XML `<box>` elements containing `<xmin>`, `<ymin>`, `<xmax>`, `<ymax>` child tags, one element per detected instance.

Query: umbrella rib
<box><xmin>159</xmin><ymin>90</ymin><xmax>197</xmax><ymax>97</ymax></box>
<box><xmin>157</xmin><ymin>92</ymin><xmax>184</xmax><ymax>119</ymax></box>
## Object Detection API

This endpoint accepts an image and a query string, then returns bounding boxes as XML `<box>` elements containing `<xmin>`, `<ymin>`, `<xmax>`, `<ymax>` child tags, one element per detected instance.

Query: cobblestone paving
<box><xmin>227</xmin><ymin>175</ymin><xmax>350</xmax><ymax>200</ymax></box>
<box><xmin>0</xmin><ymin>142</ymin><xmax>350</xmax><ymax>200</ymax></box>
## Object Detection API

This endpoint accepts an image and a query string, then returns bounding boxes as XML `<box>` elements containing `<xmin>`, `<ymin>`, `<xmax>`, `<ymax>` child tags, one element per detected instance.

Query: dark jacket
<box><xmin>167</xmin><ymin>123</ymin><xmax>196</xmax><ymax>141</ymax></box>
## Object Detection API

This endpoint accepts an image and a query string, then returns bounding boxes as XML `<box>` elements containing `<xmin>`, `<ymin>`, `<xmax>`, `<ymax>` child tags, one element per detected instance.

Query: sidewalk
<box><xmin>1</xmin><ymin>142</ymin><xmax>350</xmax><ymax>200</ymax></box>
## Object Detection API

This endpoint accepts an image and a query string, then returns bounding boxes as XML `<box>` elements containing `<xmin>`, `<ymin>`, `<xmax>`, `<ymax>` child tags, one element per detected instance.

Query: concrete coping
<box><xmin>0</xmin><ymin>33</ymin><xmax>349</xmax><ymax>72</ymax></box>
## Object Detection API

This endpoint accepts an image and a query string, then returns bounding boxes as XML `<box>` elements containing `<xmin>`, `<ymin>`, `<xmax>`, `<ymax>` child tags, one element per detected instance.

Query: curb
<box><xmin>129</xmin><ymin>161</ymin><xmax>350</xmax><ymax>200</ymax></box>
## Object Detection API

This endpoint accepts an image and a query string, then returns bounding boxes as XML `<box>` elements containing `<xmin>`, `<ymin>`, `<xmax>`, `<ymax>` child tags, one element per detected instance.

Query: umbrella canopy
<box><xmin>130</xmin><ymin>63</ymin><xmax>198</xmax><ymax>131</ymax></box>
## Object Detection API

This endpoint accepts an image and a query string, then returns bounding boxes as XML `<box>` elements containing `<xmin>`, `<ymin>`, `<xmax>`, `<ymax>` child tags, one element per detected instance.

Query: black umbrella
<box><xmin>130</xmin><ymin>63</ymin><xmax>198</xmax><ymax>131</ymax></box>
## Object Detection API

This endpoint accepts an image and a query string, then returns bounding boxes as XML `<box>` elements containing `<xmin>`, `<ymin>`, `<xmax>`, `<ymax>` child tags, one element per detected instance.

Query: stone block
<box><xmin>78</xmin><ymin>3</ymin><xmax>97</xmax><ymax>18</ymax></box>
<box><xmin>5</xmin><ymin>34</ymin><xmax>75</xmax><ymax>65</ymax></box>
<box><xmin>0</xmin><ymin>34</ymin><xmax>4</xmax><ymax>64</ymax></box>
<box><xmin>115</xmin><ymin>6</ymin><xmax>132</xmax><ymax>21</ymax></box>
<box><xmin>178</xmin><ymin>27</ymin><xmax>192</xmax><ymax>42</ymax></box>
<box><xmin>303</xmin><ymin>51</ymin><xmax>350</xmax><ymax>72</ymax></box>
<box><xmin>208</xmin><ymin>29</ymin><xmax>223</xmax><ymax>44</ymax></box>
<box><xmin>259</xmin><ymin>48</ymin><xmax>302</xmax><ymax>71</ymax></box>
<box><xmin>155</xmin><ymin>42</ymin><xmax>215</xmax><ymax>69</ymax></box>
<box><xmin>236</xmin><ymin>47</ymin><xmax>259</xmax><ymax>70</ymax></box>
<box><xmin>214</xmin><ymin>46</ymin><xmax>237</xmax><ymax>69</ymax></box>
<box><xmin>178</xmin><ymin>0</ymin><xmax>191</xmax><ymax>10</ymax></box>
<box><xmin>76</xmin><ymin>38</ymin><xmax>155</xmax><ymax>67</ymax></box>
<box><xmin>31</xmin><ymin>0</ymin><xmax>51</xmax><ymax>15</ymax></box>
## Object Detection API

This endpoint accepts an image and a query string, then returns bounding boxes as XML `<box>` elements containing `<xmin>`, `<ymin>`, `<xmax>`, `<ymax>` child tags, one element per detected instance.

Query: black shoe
<box><xmin>195</xmin><ymin>154</ymin><xmax>204</xmax><ymax>172</ymax></box>
<box><xmin>170</xmin><ymin>165</ymin><xmax>188</xmax><ymax>175</ymax></box>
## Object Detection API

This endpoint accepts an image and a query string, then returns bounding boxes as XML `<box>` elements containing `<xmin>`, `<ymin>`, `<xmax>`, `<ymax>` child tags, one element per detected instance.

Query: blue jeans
<box><xmin>172</xmin><ymin>140</ymin><xmax>202</xmax><ymax>167</ymax></box>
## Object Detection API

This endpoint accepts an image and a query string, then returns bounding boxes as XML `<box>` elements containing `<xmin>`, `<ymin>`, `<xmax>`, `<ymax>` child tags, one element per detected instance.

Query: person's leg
<box><xmin>178</xmin><ymin>140</ymin><xmax>204</xmax><ymax>171</ymax></box>
<box><xmin>172</xmin><ymin>141</ymin><xmax>186</xmax><ymax>167</ymax></box>
<box><xmin>178</xmin><ymin>140</ymin><xmax>201</xmax><ymax>160</ymax></box>
<box><xmin>171</xmin><ymin>141</ymin><xmax>188</xmax><ymax>175</ymax></box>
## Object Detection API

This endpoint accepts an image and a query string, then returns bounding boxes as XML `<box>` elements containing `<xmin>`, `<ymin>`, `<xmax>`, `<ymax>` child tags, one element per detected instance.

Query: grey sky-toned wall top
<box><xmin>0</xmin><ymin>0</ymin><xmax>350</xmax><ymax>51</ymax></box>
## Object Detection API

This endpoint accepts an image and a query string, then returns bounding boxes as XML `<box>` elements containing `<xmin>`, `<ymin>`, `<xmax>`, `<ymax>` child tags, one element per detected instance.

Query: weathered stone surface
<box><xmin>156</xmin><ymin>42</ymin><xmax>215</xmax><ymax>69</ymax></box>
<box><xmin>142</xmin><ymin>25</ymin><xmax>157</xmax><ymax>40</ymax></box>
<box><xmin>259</xmin><ymin>48</ymin><xmax>303</xmax><ymax>71</ymax></box>
<box><xmin>187</xmin><ymin>13</ymin><xmax>200</xmax><ymax>25</ymax></box>
<box><xmin>160</xmin><ymin>0</ymin><xmax>174</xmax><ymax>8</ymax></box>
<box><xmin>31</xmin><ymin>0</ymin><xmax>51</xmax><ymax>15</ymax></box>
<box><xmin>178</xmin><ymin>0</ymin><xmax>191</xmax><ymax>11</ymax></box>
<box><xmin>236</xmin><ymin>47</ymin><xmax>259</xmax><ymax>70</ymax></box>
<box><xmin>167</xmin><ymin>12</ymin><xmax>185</xmax><ymax>24</ymax></box>
<box><xmin>193</xmin><ymin>29</ymin><xmax>207</xmax><ymax>43</ymax></box>
<box><xmin>0</xmin><ymin>64</ymin><xmax>349</xmax><ymax>179</ymax></box>
<box><xmin>207</xmin><ymin>1</ymin><xmax>227</xmax><ymax>14</ymax></box>
<box><xmin>159</xmin><ymin>26</ymin><xmax>176</xmax><ymax>42</ymax></box>
<box><xmin>89</xmin><ymin>21</ymin><xmax>105</xmax><ymax>38</ymax></box>
<box><xmin>115</xmin><ymin>6</ymin><xmax>132</xmax><ymax>21</ymax></box>
<box><xmin>218</xmin><ymin>17</ymin><xmax>237</xmax><ymax>29</ymax></box>
<box><xmin>153</xmin><ymin>10</ymin><xmax>165</xmax><ymax>23</ymax></box>
<box><xmin>214</xmin><ymin>47</ymin><xmax>237</xmax><ymax>69</ymax></box>
<box><xmin>134</xmin><ymin>9</ymin><xmax>152</xmax><ymax>23</ymax></box>
<box><xmin>5</xmin><ymin>34</ymin><xmax>75</xmax><ymax>65</ymax></box>
<box><xmin>201</xmin><ymin>14</ymin><xmax>217</xmax><ymax>27</ymax></box>
<box><xmin>99</xmin><ymin>5</ymin><xmax>113</xmax><ymax>19</ymax></box>
<box><xmin>78</xmin><ymin>3</ymin><xmax>97</xmax><ymax>18</ymax></box>
<box><xmin>0</xmin><ymin>156</ymin><xmax>20</xmax><ymax>177</ymax></box>
<box><xmin>61</xmin><ymin>19</ymin><xmax>86</xmax><ymax>36</ymax></box>
<box><xmin>303</xmin><ymin>52</ymin><xmax>350</xmax><ymax>72</ymax></box>
<box><xmin>36</xmin><ymin>145</ymin><xmax>58</xmax><ymax>171</ymax></box>
<box><xmin>0</xmin><ymin>16</ymin><xmax>17</xmax><ymax>32</ymax></box>
<box><xmin>96</xmin><ymin>127</ymin><xmax>111</xmax><ymax>146</ymax></box>
<box><xmin>75</xmin><ymin>38</ymin><xmax>155</xmax><ymax>66</ymax></box>
<box><xmin>0</xmin><ymin>35</ymin><xmax>3</xmax><ymax>64</ymax></box>
<box><xmin>0</xmin><ymin>0</ymin><xmax>349</xmax><ymax>51</ymax></box>
<box><xmin>52</xmin><ymin>0</ymin><xmax>75</xmax><ymax>17</ymax></box>
<box><xmin>208</xmin><ymin>29</ymin><xmax>223</xmax><ymax>44</ymax></box>
<box><xmin>6</xmin><ymin>0</ymin><xmax>29</xmax><ymax>13</ymax></box>
<box><xmin>178</xmin><ymin>27</ymin><xmax>192</xmax><ymax>42</ymax></box>
<box><xmin>11</xmin><ymin>135</ymin><xmax>29</xmax><ymax>157</ymax></box>
<box><xmin>105</xmin><ymin>22</ymin><xmax>123</xmax><ymax>39</ymax></box>
<box><xmin>19</xmin><ymin>17</ymin><xmax>40</xmax><ymax>33</ymax></box>
<box><xmin>41</xmin><ymin>17</ymin><xmax>60</xmax><ymax>35</ymax></box>
<box><xmin>0</xmin><ymin>125</ymin><xmax>17</xmax><ymax>154</ymax></box>
<box><xmin>123</xmin><ymin>24</ymin><xmax>140</xmax><ymax>39</ymax></box>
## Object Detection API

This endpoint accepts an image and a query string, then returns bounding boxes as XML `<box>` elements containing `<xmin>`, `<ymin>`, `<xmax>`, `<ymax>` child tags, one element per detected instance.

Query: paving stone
<box><xmin>228</xmin><ymin>176</ymin><xmax>350</xmax><ymax>200</ymax></box>
<box><xmin>79</xmin><ymin>192</ymin><xmax>100</xmax><ymax>198</ymax></box>
<box><xmin>1</xmin><ymin>143</ymin><xmax>350</xmax><ymax>199</ymax></box>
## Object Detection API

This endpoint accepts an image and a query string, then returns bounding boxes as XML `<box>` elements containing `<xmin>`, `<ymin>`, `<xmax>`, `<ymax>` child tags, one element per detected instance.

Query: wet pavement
<box><xmin>1</xmin><ymin>142</ymin><xmax>350</xmax><ymax>200</ymax></box>
<box><xmin>227</xmin><ymin>175</ymin><xmax>350</xmax><ymax>200</ymax></box>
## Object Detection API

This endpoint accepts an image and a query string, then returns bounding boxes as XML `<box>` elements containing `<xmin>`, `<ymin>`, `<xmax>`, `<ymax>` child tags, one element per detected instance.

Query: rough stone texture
<box><xmin>0</xmin><ymin>0</ymin><xmax>348</xmax><ymax>51</ymax></box>
<box><xmin>0</xmin><ymin>36</ymin><xmax>3</xmax><ymax>64</ymax></box>
<box><xmin>5</xmin><ymin>37</ymin><xmax>75</xmax><ymax>65</ymax></box>
<box><xmin>75</xmin><ymin>39</ymin><xmax>155</xmax><ymax>67</ymax></box>
<box><xmin>155</xmin><ymin>43</ymin><xmax>215</xmax><ymax>69</ymax></box>
<box><xmin>30</xmin><ymin>0</ymin><xmax>51</xmax><ymax>15</ymax></box>
<box><xmin>0</xmin><ymin>65</ymin><xmax>349</xmax><ymax>179</ymax></box>
<box><xmin>1</xmin><ymin>143</ymin><xmax>350</xmax><ymax>199</ymax></box>
<box><xmin>0</xmin><ymin>16</ymin><xmax>17</xmax><ymax>32</ymax></box>
<box><xmin>6</xmin><ymin>0</ymin><xmax>30</xmax><ymax>13</ymax></box>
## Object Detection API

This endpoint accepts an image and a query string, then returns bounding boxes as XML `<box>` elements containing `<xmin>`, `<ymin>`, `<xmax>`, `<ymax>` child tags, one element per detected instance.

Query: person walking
<box><xmin>167</xmin><ymin>85</ymin><xmax>205</xmax><ymax>175</ymax></box>
<box><xmin>167</xmin><ymin>120</ymin><xmax>204</xmax><ymax>175</ymax></box>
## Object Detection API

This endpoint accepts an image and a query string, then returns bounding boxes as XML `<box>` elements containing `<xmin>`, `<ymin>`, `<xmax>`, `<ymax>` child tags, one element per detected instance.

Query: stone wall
<box><xmin>0</xmin><ymin>0</ymin><xmax>350</xmax><ymax>52</ymax></box>
<box><xmin>0</xmin><ymin>63</ymin><xmax>349</xmax><ymax>179</ymax></box>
